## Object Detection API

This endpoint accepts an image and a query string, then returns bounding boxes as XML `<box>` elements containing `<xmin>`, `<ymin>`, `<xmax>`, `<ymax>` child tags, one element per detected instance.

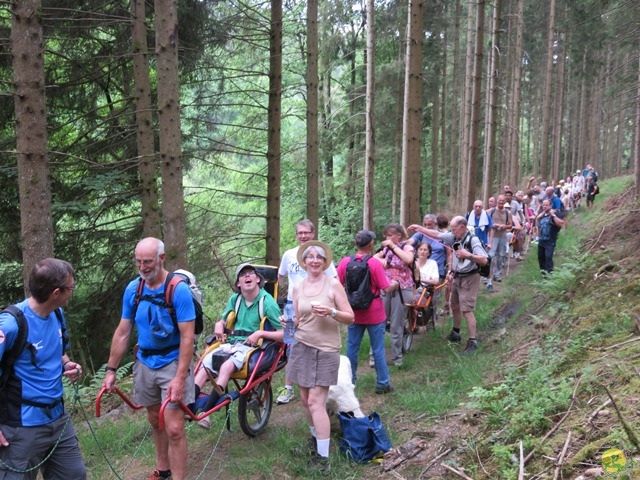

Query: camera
<box><xmin>453</xmin><ymin>242</ymin><xmax>461</xmax><ymax>251</ymax></box>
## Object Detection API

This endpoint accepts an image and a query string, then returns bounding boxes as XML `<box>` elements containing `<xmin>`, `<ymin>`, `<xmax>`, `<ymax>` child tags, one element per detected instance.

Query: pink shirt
<box><xmin>337</xmin><ymin>254</ymin><xmax>390</xmax><ymax>325</ymax></box>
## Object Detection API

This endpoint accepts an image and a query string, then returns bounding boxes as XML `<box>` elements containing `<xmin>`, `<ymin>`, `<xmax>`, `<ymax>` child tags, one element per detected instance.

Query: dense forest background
<box><xmin>1</xmin><ymin>0</ymin><xmax>638</xmax><ymax>370</ymax></box>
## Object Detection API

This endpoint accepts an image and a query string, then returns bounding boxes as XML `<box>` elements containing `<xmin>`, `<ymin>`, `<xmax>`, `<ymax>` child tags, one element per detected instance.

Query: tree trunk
<box><xmin>507</xmin><ymin>0</ymin><xmax>524</xmax><ymax>187</ymax></box>
<box><xmin>155</xmin><ymin>0</ymin><xmax>187</xmax><ymax>269</ymax></box>
<box><xmin>539</xmin><ymin>0</ymin><xmax>556</xmax><ymax>181</ymax></box>
<box><xmin>266</xmin><ymin>0</ymin><xmax>282</xmax><ymax>265</ymax></box>
<box><xmin>449</xmin><ymin>0</ymin><xmax>462</xmax><ymax>208</ymax></box>
<box><xmin>551</xmin><ymin>31</ymin><xmax>566</xmax><ymax>182</ymax></box>
<box><xmin>363</xmin><ymin>0</ymin><xmax>375</xmax><ymax>230</ymax></box>
<box><xmin>482</xmin><ymin>0</ymin><xmax>502</xmax><ymax>204</ymax></box>
<box><xmin>306</xmin><ymin>0</ymin><xmax>319</xmax><ymax>231</ymax></box>
<box><xmin>459</xmin><ymin>0</ymin><xmax>475</xmax><ymax>206</ymax></box>
<box><xmin>400</xmin><ymin>0</ymin><xmax>424</xmax><ymax>227</ymax></box>
<box><xmin>132</xmin><ymin>0</ymin><xmax>161</xmax><ymax>238</ymax></box>
<box><xmin>12</xmin><ymin>0</ymin><xmax>54</xmax><ymax>287</ymax></box>
<box><xmin>465</xmin><ymin>0</ymin><xmax>485</xmax><ymax>212</ymax></box>
<box><xmin>635</xmin><ymin>54</ymin><xmax>640</xmax><ymax>197</ymax></box>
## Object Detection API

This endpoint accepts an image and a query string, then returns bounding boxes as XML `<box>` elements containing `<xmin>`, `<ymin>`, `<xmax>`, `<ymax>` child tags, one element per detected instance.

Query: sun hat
<box><xmin>355</xmin><ymin>230</ymin><xmax>376</xmax><ymax>247</ymax></box>
<box><xmin>233</xmin><ymin>263</ymin><xmax>265</xmax><ymax>292</ymax></box>
<box><xmin>297</xmin><ymin>240</ymin><xmax>333</xmax><ymax>271</ymax></box>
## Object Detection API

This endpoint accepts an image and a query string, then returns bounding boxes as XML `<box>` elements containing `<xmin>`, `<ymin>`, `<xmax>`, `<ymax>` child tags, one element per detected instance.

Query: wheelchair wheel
<box><xmin>238</xmin><ymin>380</ymin><xmax>273</xmax><ymax>437</ymax></box>
<box><xmin>402</xmin><ymin>319</ymin><xmax>413</xmax><ymax>353</ymax></box>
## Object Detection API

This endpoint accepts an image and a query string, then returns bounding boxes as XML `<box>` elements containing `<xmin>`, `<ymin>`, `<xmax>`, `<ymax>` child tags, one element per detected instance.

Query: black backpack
<box><xmin>132</xmin><ymin>270</ymin><xmax>205</xmax><ymax>336</ymax></box>
<box><xmin>344</xmin><ymin>255</ymin><xmax>378</xmax><ymax>310</ymax></box>
<box><xmin>0</xmin><ymin>306</ymin><xmax>67</xmax><ymax>422</ymax></box>
<box><xmin>462</xmin><ymin>234</ymin><xmax>492</xmax><ymax>278</ymax></box>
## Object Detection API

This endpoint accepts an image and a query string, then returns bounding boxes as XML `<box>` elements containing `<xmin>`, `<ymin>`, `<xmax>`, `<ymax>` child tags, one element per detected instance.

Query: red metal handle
<box><xmin>95</xmin><ymin>386</ymin><xmax>143</xmax><ymax>417</ymax></box>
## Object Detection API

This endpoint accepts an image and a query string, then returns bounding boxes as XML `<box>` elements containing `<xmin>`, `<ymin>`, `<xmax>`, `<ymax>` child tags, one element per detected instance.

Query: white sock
<box><xmin>309</xmin><ymin>426</ymin><xmax>317</xmax><ymax>438</ymax></box>
<box><xmin>316</xmin><ymin>438</ymin><xmax>330</xmax><ymax>457</ymax></box>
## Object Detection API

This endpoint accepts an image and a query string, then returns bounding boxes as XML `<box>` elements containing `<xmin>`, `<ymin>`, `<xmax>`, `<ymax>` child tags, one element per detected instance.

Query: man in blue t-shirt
<box><xmin>103</xmin><ymin>237</ymin><xmax>195</xmax><ymax>480</ymax></box>
<box><xmin>0</xmin><ymin>258</ymin><xmax>86</xmax><ymax>479</ymax></box>
<box><xmin>466</xmin><ymin>200</ymin><xmax>494</xmax><ymax>248</ymax></box>
<box><xmin>535</xmin><ymin>199</ymin><xmax>565</xmax><ymax>274</ymax></box>
<box><xmin>408</xmin><ymin>214</ymin><xmax>448</xmax><ymax>279</ymax></box>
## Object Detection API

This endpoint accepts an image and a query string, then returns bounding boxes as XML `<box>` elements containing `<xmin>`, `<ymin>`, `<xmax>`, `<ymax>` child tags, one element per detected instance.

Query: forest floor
<box><xmin>77</xmin><ymin>176</ymin><xmax>640</xmax><ymax>479</ymax></box>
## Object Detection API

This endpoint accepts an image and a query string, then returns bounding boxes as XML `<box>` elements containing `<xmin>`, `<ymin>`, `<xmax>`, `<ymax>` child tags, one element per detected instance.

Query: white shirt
<box><xmin>419</xmin><ymin>259</ymin><xmax>439</xmax><ymax>283</ymax></box>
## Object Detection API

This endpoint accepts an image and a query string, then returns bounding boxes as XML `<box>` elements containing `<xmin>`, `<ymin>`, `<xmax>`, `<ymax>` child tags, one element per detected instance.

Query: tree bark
<box><xmin>507</xmin><ymin>0</ymin><xmax>524</xmax><ymax>187</ymax></box>
<box><xmin>465</xmin><ymin>0</ymin><xmax>485</xmax><ymax>212</ymax></box>
<box><xmin>400</xmin><ymin>0</ymin><xmax>424</xmax><ymax>227</ymax></box>
<box><xmin>363</xmin><ymin>0</ymin><xmax>375</xmax><ymax>230</ymax></box>
<box><xmin>155</xmin><ymin>0</ymin><xmax>187</xmax><ymax>269</ymax></box>
<box><xmin>539</xmin><ymin>0</ymin><xmax>556</xmax><ymax>182</ymax></box>
<box><xmin>634</xmin><ymin>55</ymin><xmax>640</xmax><ymax>197</ymax></box>
<box><xmin>12</xmin><ymin>0</ymin><xmax>54</xmax><ymax>287</ymax></box>
<box><xmin>266</xmin><ymin>0</ymin><xmax>282</xmax><ymax>265</ymax></box>
<box><xmin>306</xmin><ymin>0</ymin><xmax>319</xmax><ymax>231</ymax></box>
<box><xmin>482</xmin><ymin>0</ymin><xmax>502</xmax><ymax>204</ymax></box>
<box><xmin>132</xmin><ymin>0</ymin><xmax>161</xmax><ymax>238</ymax></box>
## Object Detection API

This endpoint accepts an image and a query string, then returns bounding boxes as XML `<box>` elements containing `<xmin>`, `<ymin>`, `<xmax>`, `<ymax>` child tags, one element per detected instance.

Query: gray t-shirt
<box><xmin>440</xmin><ymin>231</ymin><xmax>488</xmax><ymax>275</ymax></box>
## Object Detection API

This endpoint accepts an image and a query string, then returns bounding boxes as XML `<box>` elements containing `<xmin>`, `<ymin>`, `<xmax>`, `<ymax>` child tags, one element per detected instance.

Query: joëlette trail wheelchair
<box><xmin>401</xmin><ymin>279</ymin><xmax>448</xmax><ymax>353</ymax></box>
<box><xmin>96</xmin><ymin>265</ymin><xmax>286</xmax><ymax>438</ymax></box>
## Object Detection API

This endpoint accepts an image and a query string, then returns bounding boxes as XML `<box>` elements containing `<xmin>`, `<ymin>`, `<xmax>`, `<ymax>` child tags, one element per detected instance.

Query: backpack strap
<box><xmin>0</xmin><ymin>306</ymin><xmax>29</xmax><ymax>391</ymax></box>
<box><xmin>164</xmin><ymin>272</ymin><xmax>184</xmax><ymax>329</ymax></box>
<box><xmin>227</xmin><ymin>293</ymin><xmax>265</xmax><ymax>337</ymax></box>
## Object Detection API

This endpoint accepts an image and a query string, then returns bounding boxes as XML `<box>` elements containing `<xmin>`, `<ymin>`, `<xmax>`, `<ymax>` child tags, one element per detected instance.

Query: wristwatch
<box><xmin>331</xmin><ymin>308</ymin><xmax>337</xmax><ymax>318</ymax></box>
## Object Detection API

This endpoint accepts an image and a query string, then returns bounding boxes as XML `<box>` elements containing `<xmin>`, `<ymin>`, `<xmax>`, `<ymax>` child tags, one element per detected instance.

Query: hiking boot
<box><xmin>369</xmin><ymin>357</ymin><xmax>375</xmax><ymax>368</ymax></box>
<box><xmin>308</xmin><ymin>453</ymin><xmax>331</xmax><ymax>476</ymax></box>
<box><xmin>147</xmin><ymin>470</ymin><xmax>172</xmax><ymax>479</ymax></box>
<box><xmin>291</xmin><ymin>436</ymin><xmax>317</xmax><ymax>456</ymax></box>
<box><xmin>493</xmin><ymin>275</ymin><xmax>502</xmax><ymax>282</ymax></box>
<box><xmin>276</xmin><ymin>386</ymin><xmax>295</xmax><ymax>404</ymax></box>
<box><xmin>461</xmin><ymin>339</ymin><xmax>478</xmax><ymax>355</ymax></box>
<box><xmin>375</xmin><ymin>383</ymin><xmax>395</xmax><ymax>394</ymax></box>
<box><xmin>487</xmin><ymin>284</ymin><xmax>494</xmax><ymax>292</ymax></box>
<box><xmin>516</xmin><ymin>256</ymin><xmax>525</xmax><ymax>262</ymax></box>
<box><xmin>446</xmin><ymin>330</ymin><xmax>461</xmax><ymax>343</ymax></box>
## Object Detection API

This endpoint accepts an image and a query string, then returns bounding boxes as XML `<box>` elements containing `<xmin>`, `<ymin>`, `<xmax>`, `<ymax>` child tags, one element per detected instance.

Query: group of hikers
<box><xmin>0</xmin><ymin>165</ymin><xmax>600</xmax><ymax>479</ymax></box>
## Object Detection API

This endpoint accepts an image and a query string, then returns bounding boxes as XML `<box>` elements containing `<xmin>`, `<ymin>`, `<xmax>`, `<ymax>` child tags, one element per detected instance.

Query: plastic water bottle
<box><xmin>283</xmin><ymin>300</ymin><xmax>295</xmax><ymax>345</ymax></box>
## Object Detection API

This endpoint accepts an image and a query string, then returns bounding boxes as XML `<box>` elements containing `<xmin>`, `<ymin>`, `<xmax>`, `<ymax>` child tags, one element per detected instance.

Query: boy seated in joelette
<box><xmin>194</xmin><ymin>263</ymin><xmax>282</xmax><ymax>412</ymax></box>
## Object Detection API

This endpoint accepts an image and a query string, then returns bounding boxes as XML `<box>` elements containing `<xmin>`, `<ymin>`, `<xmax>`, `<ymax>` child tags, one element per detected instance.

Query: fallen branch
<box><xmin>383</xmin><ymin>438</ymin><xmax>427</xmax><ymax>471</ymax></box>
<box><xmin>419</xmin><ymin>448</ymin><xmax>452</xmax><ymax>478</ymax></box>
<box><xmin>586</xmin><ymin>398</ymin><xmax>612</xmax><ymax>425</ymax></box>
<box><xmin>440</xmin><ymin>463</ymin><xmax>475</xmax><ymax>480</ymax></box>
<box><xmin>602</xmin><ymin>336</ymin><xmax>640</xmax><ymax>351</ymax></box>
<box><xmin>524</xmin><ymin>377</ymin><xmax>581</xmax><ymax>464</ymax></box>
<box><xmin>602</xmin><ymin>384</ymin><xmax>640</xmax><ymax>451</ymax></box>
<box><xmin>552</xmin><ymin>431</ymin><xmax>572</xmax><ymax>480</ymax></box>
<box><xmin>586</xmin><ymin>226</ymin><xmax>606</xmax><ymax>253</ymax></box>
<box><xmin>389</xmin><ymin>470</ymin><xmax>408</xmax><ymax>480</ymax></box>
<box><xmin>519</xmin><ymin>441</ymin><xmax>525</xmax><ymax>480</ymax></box>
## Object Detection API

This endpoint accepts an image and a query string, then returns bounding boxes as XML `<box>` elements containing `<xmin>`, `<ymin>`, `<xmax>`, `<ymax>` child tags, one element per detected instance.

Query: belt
<box><xmin>454</xmin><ymin>270</ymin><xmax>479</xmax><ymax>278</ymax></box>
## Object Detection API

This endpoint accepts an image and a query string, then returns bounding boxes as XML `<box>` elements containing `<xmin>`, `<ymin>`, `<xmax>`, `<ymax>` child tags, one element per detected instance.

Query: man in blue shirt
<box><xmin>103</xmin><ymin>237</ymin><xmax>195</xmax><ymax>480</ymax></box>
<box><xmin>408</xmin><ymin>214</ymin><xmax>448</xmax><ymax>279</ymax></box>
<box><xmin>466</xmin><ymin>200</ymin><xmax>494</xmax><ymax>248</ymax></box>
<box><xmin>0</xmin><ymin>258</ymin><xmax>86</xmax><ymax>479</ymax></box>
<box><xmin>536</xmin><ymin>199</ymin><xmax>565</xmax><ymax>273</ymax></box>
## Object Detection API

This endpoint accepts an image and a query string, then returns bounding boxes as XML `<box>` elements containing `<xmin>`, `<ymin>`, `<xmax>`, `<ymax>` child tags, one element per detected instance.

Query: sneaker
<box><xmin>147</xmin><ymin>470</ymin><xmax>172</xmax><ymax>480</ymax></box>
<box><xmin>461</xmin><ymin>339</ymin><xmax>478</xmax><ymax>355</ymax></box>
<box><xmin>493</xmin><ymin>275</ymin><xmax>502</xmax><ymax>282</ymax></box>
<box><xmin>386</xmin><ymin>358</ymin><xmax>403</xmax><ymax>367</ymax></box>
<box><xmin>516</xmin><ymin>256</ymin><xmax>525</xmax><ymax>262</ymax></box>
<box><xmin>487</xmin><ymin>284</ymin><xmax>494</xmax><ymax>292</ymax></box>
<box><xmin>369</xmin><ymin>357</ymin><xmax>375</xmax><ymax>368</ymax></box>
<box><xmin>197</xmin><ymin>417</ymin><xmax>211</xmax><ymax>430</ymax></box>
<box><xmin>446</xmin><ymin>330</ymin><xmax>461</xmax><ymax>343</ymax></box>
<box><xmin>308</xmin><ymin>454</ymin><xmax>331</xmax><ymax>476</ymax></box>
<box><xmin>276</xmin><ymin>386</ymin><xmax>295</xmax><ymax>404</ymax></box>
<box><xmin>375</xmin><ymin>384</ymin><xmax>395</xmax><ymax>394</ymax></box>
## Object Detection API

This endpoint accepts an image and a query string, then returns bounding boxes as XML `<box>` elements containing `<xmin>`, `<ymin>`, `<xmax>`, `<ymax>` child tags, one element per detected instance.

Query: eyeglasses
<box><xmin>134</xmin><ymin>258</ymin><xmax>157</xmax><ymax>267</ymax></box>
<box><xmin>305</xmin><ymin>255</ymin><xmax>325</xmax><ymax>261</ymax></box>
<box><xmin>296</xmin><ymin>231</ymin><xmax>313</xmax><ymax>236</ymax></box>
<box><xmin>60</xmin><ymin>284</ymin><xmax>77</xmax><ymax>292</ymax></box>
<box><xmin>238</xmin><ymin>270</ymin><xmax>256</xmax><ymax>279</ymax></box>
